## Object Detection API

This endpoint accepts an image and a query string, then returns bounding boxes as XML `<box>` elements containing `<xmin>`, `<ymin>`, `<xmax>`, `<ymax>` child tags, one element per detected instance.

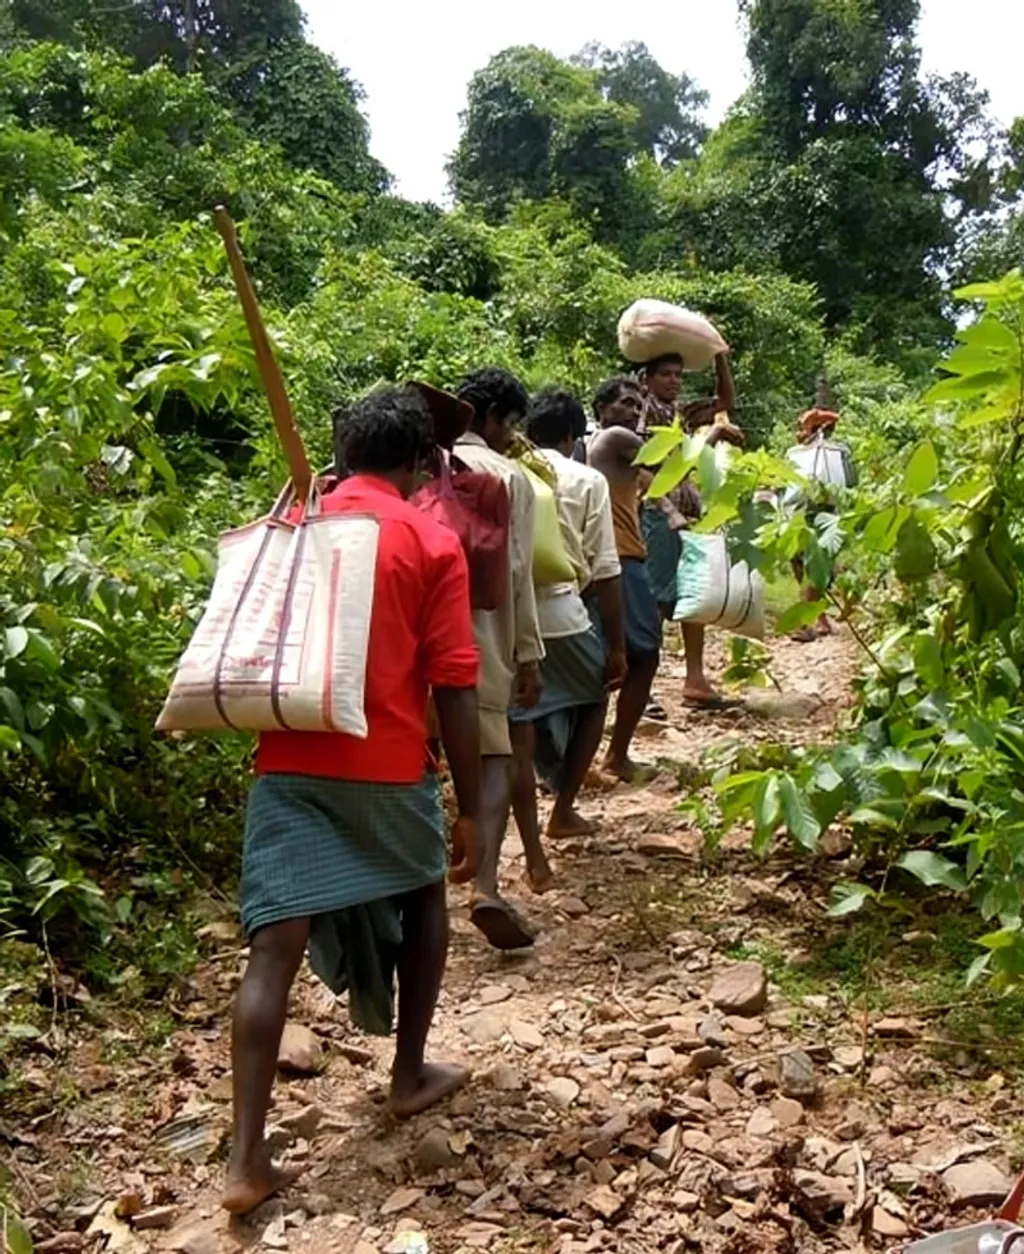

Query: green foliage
<box><xmin>220</xmin><ymin>40</ymin><xmax>389</xmax><ymax>196</ymax></box>
<box><xmin>0</xmin><ymin>4</ymin><xmax>1020</xmax><ymax>1010</ymax></box>
<box><xmin>574</xmin><ymin>41</ymin><xmax>709</xmax><ymax>165</ymax></box>
<box><xmin>449</xmin><ymin>47</ymin><xmax>639</xmax><ymax>232</ymax></box>
<box><xmin>670</xmin><ymin>270</ymin><xmax>1024</xmax><ymax>990</ymax></box>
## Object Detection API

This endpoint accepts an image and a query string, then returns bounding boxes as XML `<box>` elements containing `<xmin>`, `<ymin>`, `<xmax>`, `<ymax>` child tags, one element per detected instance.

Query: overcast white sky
<box><xmin>301</xmin><ymin>0</ymin><xmax>1021</xmax><ymax>205</ymax></box>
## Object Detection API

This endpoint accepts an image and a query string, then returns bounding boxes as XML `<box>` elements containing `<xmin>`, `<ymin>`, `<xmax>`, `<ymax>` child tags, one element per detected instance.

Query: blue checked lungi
<box><xmin>508</xmin><ymin>625</ymin><xmax>607</xmax><ymax>791</ymax></box>
<box><xmin>241</xmin><ymin>773</ymin><xmax>445</xmax><ymax>1035</ymax></box>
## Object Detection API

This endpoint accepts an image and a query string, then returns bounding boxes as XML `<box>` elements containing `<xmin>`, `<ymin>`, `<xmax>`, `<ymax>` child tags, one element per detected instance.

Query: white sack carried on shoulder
<box><xmin>673</xmin><ymin>532</ymin><xmax>765</xmax><ymax>640</ymax></box>
<box><xmin>786</xmin><ymin>435</ymin><xmax>857</xmax><ymax>489</ymax></box>
<box><xmin>618</xmin><ymin>299</ymin><xmax>729</xmax><ymax>371</ymax></box>
<box><xmin>156</xmin><ymin>491</ymin><xmax>378</xmax><ymax>736</ymax></box>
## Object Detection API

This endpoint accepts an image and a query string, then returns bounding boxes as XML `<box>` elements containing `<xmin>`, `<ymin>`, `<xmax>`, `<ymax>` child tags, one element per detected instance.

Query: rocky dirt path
<box><xmin>10</xmin><ymin>629</ymin><xmax>1023</xmax><ymax>1254</ymax></box>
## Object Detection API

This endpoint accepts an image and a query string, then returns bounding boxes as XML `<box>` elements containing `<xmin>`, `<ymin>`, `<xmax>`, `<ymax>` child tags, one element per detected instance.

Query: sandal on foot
<box><xmin>683</xmin><ymin>693</ymin><xmax>743</xmax><ymax>712</ymax></box>
<box><xmin>470</xmin><ymin>899</ymin><xmax>535</xmax><ymax>951</ymax></box>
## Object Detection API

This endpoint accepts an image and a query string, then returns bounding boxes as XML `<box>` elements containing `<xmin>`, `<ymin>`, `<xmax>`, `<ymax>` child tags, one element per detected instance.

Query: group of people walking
<box><xmin>221</xmin><ymin>348</ymin><xmax>740</xmax><ymax>1216</ymax></box>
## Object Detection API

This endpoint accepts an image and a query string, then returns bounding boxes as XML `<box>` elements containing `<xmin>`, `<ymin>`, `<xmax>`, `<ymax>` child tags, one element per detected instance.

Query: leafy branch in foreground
<box><xmin>659</xmin><ymin>271</ymin><xmax>1024</xmax><ymax>989</ymax></box>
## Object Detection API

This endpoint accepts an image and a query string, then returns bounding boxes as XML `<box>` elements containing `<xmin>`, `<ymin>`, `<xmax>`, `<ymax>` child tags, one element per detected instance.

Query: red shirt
<box><xmin>256</xmin><ymin>474</ymin><xmax>478</xmax><ymax>783</ymax></box>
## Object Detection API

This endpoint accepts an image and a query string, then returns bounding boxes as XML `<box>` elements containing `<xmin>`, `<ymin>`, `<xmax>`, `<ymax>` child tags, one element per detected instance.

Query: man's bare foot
<box><xmin>547</xmin><ymin>808</ymin><xmax>597</xmax><ymax>840</ymax></box>
<box><xmin>222</xmin><ymin>1157</ymin><xmax>303</xmax><ymax>1216</ymax></box>
<box><xmin>390</xmin><ymin>1062</ymin><xmax>470</xmax><ymax>1118</ymax></box>
<box><xmin>583</xmin><ymin>768</ymin><xmax>619</xmax><ymax>793</ymax></box>
<box><xmin>601</xmin><ymin>756</ymin><xmax>658</xmax><ymax>785</ymax></box>
<box><xmin>526</xmin><ymin>858</ymin><xmax>555</xmax><ymax>894</ymax></box>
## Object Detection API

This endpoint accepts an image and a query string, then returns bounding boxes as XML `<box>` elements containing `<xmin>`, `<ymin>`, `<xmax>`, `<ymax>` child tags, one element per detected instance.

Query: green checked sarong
<box><xmin>240</xmin><ymin>772</ymin><xmax>446</xmax><ymax>1035</ymax></box>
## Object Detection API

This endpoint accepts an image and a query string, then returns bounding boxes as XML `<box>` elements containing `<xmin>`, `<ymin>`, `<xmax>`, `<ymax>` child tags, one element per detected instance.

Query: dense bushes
<box><xmin>0</xmin><ymin>46</ymin><xmax>837</xmax><ymax>978</ymax></box>
<box><xmin>1</xmin><ymin>23</ymin><xmax>1022</xmax><ymax>1001</ymax></box>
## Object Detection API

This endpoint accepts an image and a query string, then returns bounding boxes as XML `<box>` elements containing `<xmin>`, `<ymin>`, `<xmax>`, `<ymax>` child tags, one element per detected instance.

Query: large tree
<box><xmin>4</xmin><ymin>0</ymin><xmax>389</xmax><ymax>197</ymax></box>
<box><xmin>704</xmin><ymin>0</ymin><xmax>1000</xmax><ymax>353</ymax></box>
<box><xmin>221</xmin><ymin>40</ymin><xmax>389</xmax><ymax>196</ymax></box>
<box><xmin>574</xmin><ymin>41</ymin><xmax>708</xmax><ymax>165</ymax></box>
<box><xmin>7</xmin><ymin>0</ymin><xmax>304</xmax><ymax>70</ymax></box>
<box><xmin>448</xmin><ymin>46</ymin><xmax>638</xmax><ymax>231</ymax></box>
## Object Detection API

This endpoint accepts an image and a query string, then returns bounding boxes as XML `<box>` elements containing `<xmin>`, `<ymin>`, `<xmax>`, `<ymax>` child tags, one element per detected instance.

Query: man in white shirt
<box><xmin>508</xmin><ymin>390</ymin><xmax>627</xmax><ymax>892</ymax></box>
<box><xmin>455</xmin><ymin>368</ymin><xmax>545</xmax><ymax>949</ymax></box>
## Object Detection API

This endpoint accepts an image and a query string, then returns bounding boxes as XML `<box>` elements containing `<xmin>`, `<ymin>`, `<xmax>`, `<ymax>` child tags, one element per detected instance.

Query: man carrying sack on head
<box><xmin>637</xmin><ymin>349</ymin><xmax>745</xmax><ymax>713</ymax></box>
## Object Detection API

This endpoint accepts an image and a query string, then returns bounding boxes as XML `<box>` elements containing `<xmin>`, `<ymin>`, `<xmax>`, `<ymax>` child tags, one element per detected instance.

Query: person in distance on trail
<box><xmin>638</xmin><ymin>350</ymin><xmax>744</xmax><ymax>712</ymax></box>
<box><xmin>585</xmin><ymin>376</ymin><xmax>662</xmax><ymax>783</ymax></box>
<box><xmin>455</xmin><ymin>367</ymin><xmax>545</xmax><ymax>951</ymax></box>
<box><xmin>508</xmin><ymin>389</ymin><xmax>627</xmax><ymax>891</ymax></box>
<box><xmin>223</xmin><ymin>387</ymin><xmax>481</xmax><ymax>1217</ymax></box>
<box><xmin>790</xmin><ymin>395</ymin><xmax>844</xmax><ymax>642</ymax></box>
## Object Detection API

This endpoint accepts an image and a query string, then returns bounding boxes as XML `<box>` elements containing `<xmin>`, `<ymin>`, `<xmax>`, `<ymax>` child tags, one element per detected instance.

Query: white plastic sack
<box><xmin>673</xmin><ymin>532</ymin><xmax>765</xmax><ymax>640</ymax></box>
<box><xmin>786</xmin><ymin>436</ymin><xmax>858</xmax><ymax>489</ymax></box>
<box><xmin>156</xmin><ymin>488</ymin><xmax>379</xmax><ymax>736</ymax></box>
<box><xmin>618</xmin><ymin>299</ymin><xmax>729</xmax><ymax>371</ymax></box>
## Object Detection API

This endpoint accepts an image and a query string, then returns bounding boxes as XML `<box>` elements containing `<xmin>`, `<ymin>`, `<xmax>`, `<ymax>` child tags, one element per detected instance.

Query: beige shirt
<box><xmin>535</xmin><ymin>448</ymin><xmax>621</xmax><ymax>639</ymax></box>
<box><xmin>454</xmin><ymin>433</ymin><xmax>544</xmax><ymax>714</ymax></box>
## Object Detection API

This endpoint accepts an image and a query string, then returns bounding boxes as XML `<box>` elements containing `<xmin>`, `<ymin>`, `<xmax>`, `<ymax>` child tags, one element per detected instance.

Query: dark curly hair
<box><xmin>592</xmin><ymin>375</ymin><xmax>640</xmax><ymax>419</ymax></box>
<box><xmin>456</xmin><ymin>367</ymin><xmax>529</xmax><ymax>432</ymax></box>
<box><xmin>526</xmin><ymin>389</ymin><xmax>587</xmax><ymax>448</ymax></box>
<box><xmin>333</xmin><ymin>386</ymin><xmax>433</xmax><ymax>475</ymax></box>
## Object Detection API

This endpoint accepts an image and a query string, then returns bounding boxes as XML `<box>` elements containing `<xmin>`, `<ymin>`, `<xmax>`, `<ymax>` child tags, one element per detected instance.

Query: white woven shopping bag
<box><xmin>156</xmin><ymin>486</ymin><xmax>378</xmax><ymax>736</ymax></box>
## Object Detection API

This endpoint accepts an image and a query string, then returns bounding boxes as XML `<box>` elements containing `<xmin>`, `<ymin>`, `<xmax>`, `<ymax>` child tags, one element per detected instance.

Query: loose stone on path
<box><xmin>708</xmin><ymin>962</ymin><xmax>768</xmax><ymax>1015</ymax></box>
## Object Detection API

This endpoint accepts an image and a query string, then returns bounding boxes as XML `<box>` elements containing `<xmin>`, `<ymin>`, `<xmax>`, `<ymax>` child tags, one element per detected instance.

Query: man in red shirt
<box><xmin>223</xmin><ymin>387</ymin><xmax>481</xmax><ymax>1216</ymax></box>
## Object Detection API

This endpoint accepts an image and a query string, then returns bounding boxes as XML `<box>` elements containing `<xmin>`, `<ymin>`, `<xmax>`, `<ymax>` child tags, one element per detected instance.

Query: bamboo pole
<box><xmin>213</xmin><ymin>206</ymin><xmax>312</xmax><ymax>502</ymax></box>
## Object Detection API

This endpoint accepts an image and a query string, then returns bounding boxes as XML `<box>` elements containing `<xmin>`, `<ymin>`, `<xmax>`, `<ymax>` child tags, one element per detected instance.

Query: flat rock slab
<box><xmin>509</xmin><ymin>1018</ymin><xmax>545</xmax><ymax>1051</ymax></box>
<box><xmin>708</xmin><ymin>962</ymin><xmax>768</xmax><ymax>1015</ymax></box>
<box><xmin>943</xmin><ymin>1160</ymin><xmax>1011</xmax><ymax>1207</ymax></box>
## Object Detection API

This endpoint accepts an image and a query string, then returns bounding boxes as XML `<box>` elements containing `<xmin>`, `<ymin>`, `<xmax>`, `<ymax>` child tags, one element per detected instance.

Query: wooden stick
<box><xmin>213</xmin><ymin>205</ymin><xmax>312</xmax><ymax>502</ymax></box>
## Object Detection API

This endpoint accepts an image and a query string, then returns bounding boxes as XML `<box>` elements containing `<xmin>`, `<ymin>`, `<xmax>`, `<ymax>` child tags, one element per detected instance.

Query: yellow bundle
<box><xmin>509</xmin><ymin>438</ymin><xmax>576</xmax><ymax>586</ymax></box>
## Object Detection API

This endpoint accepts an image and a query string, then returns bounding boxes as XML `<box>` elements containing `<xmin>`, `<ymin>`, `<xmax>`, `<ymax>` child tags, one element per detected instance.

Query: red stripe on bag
<box><xmin>322</xmin><ymin>549</ymin><xmax>343</xmax><ymax>731</ymax></box>
<box><xmin>270</xmin><ymin>516</ymin><xmax>310</xmax><ymax>731</ymax></box>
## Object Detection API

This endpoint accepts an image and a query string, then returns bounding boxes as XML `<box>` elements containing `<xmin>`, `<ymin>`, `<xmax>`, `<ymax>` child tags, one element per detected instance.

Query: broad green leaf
<box><xmin>138</xmin><ymin>435</ymin><xmax>177</xmax><ymax>486</ymax></box>
<box><xmin>966</xmin><ymin>952</ymin><xmax>992</xmax><ymax>986</ymax></box>
<box><xmin>775</xmin><ymin>598</ymin><xmax>828</xmax><ymax>636</ymax></box>
<box><xmin>902</xmin><ymin>441</ymin><xmax>939</xmax><ymax>497</ymax></box>
<box><xmin>862</xmin><ymin>505</ymin><xmax>909</xmax><ymax>554</ymax></box>
<box><xmin>752</xmin><ymin>774</ymin><xmax>781</xmax><ymax>854</ymax></box>
<box><xmin>645</xmin><ymin>447</ymin><xmax>688</xmax><ymax>499</ymax></box>
<box><xmin>894</xmin><ymin>514</ymin><xmax>936</xmax><ymax>581</ymax></box>
<box><xmin>778</xmin><ymin>774</ymin><xmax>821</xmax><ymax>850</ymax></box>
<box><xmin>942</xmin><ymin>344</ymin><xmax>1008</xmax><ymax>375</ymax></box>
<box><xmin>635</xmin><ymin>425</ymin><xmax>681</xmax><ymax>467</ymax></box>
<box><xmin>813</xmin><ymin>761</ymin><xmax>844</xmax><ymax>793</ymax></box>
<box><xmin>5</xmin><ymin>1022</ymin><xmax>41</xmax><ymax>1040</ymax></box>
<box><xmin>0</xmin><ymin>725</ymin><xmax>21</xmax><ymax>752</ymax></box>
<box><xmin>827</xmin><ymin>882</ymin><xmax>875</xmax><ymax>917</ymax></box>
<box><xmin>958</xmin><ymin>770</ymin><xmax>983</xmax><ymax>800</ymax></box>
<box><xmin>926</xmin><ymin>370</ymin><xmax>1012</xmax><ymax>403</ymax></box>
<box><xmin>978</xmin><ymin>926</ymin><xmax>1021</xmax><ymax>951</ymax></box>
<box><xmin>849</xmin><ymin>807</ymin><xmax>899</xmax><ymax>830</ymax></box>
<box><xmin>25</xmin><ymin>631</ymin><xmax>60</xmax><ymax>671</ymax></box>
<box><xmin>716</xmin><ymin>770</ymin><xmax>768</xmax><ymax>795</ymax></box>
<box><xmin>23</xmin><ymin>856</ymin><xmax>54</xmax><ymax>886</ymax></box>
<box><xmin>0</xmin><ymin>687</ymin><xmax>25</xmax><ymax>731</ymax></box>
<box><xmin>956</xmin><ymin>316</ymin><xmax>1018</xmax><ymax>352</ymax></box>
<box><xmin>4</xmin><ymin>626</ymin><xmax>28</xmax><ymax>659</ymax></box>
<box><xmin>4</xmin><ymin>1211</ymin><xmax>34</xmax><ymax>1254</ymax></box>
<box><xmin>913</xmin><ymin>633</ymin><xmax>944</xmax><ymax>689</ymax></box>
<box><xmin>897</xmin><ymin>850</ymin><xmax>967</xmax><ymax>892</ymax></box>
